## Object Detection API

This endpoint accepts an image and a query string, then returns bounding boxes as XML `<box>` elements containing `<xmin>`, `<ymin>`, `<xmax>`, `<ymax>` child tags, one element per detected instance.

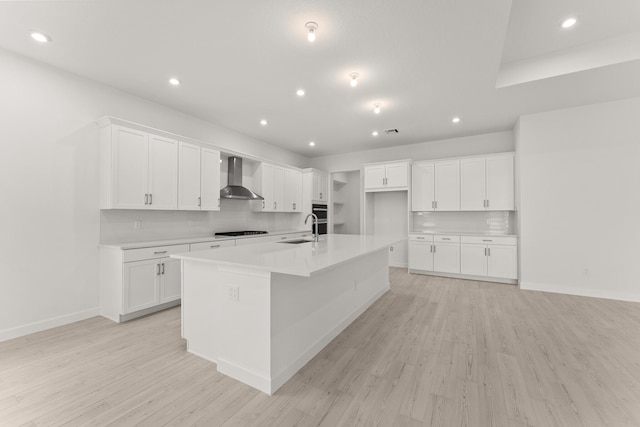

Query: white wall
<box><xmin>309</xmin><ymin>131</ymin><xmax>514</xmax><ymax>172</ymax></box>
<box><xmin>0</xmin><ymin>49</ymin><xmax>308</xmax><ymax>341</ymax></box>
<box><xmin>517</xmin><ymin>97</ymin><xmax>640</xmax><ymax>302</ymax></box>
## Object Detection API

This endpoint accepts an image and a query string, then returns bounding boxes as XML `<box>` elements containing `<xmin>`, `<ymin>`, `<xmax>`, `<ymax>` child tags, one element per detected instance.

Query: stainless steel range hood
<box><xmin>220</xmin><ymin>157</ymin><xmax>264</xmax><ymax>200</ymax></box>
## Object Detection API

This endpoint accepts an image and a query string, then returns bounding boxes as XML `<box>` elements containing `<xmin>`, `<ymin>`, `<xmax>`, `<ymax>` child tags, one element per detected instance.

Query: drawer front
<box><xmin>190</xmin><ymin>240</ymin><xmax>236</xmax><ymax>252</ymax></box>
<box><xmin>461</xmin><ymin>236</ymin><xmax>517</xmax><ymax>245</ymax></box>
<box><xmin>409</xmin><ymin>234</ymin><xmax>434</xmax><ymax>242</ymax></box>
<box><xmin>434</xmin><ymin>235</ymin><xmax>460</xmax><ymax>243</ymax></box>
<box><xmin>123</xmin><ymin>244</ymin><xmax>190</xmax><ymax>263</ymax></box>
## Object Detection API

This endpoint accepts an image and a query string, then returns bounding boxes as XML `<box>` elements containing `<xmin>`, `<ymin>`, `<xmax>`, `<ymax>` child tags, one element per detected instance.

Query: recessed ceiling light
<box><xmin>169</xmin><ymin>77</ymin><xmax>181</xmax><ymax>86</ymax></box>
<box><xmin>372</xmin><ymin>131</ymin><xmax>379</xmax><ymax>136</ymax></box>
<box><xmin>373</xmin><ymin>103</ymin><xmax>381</xmax><ymax>114</ymax></box>
<box><xmin>562</xmin><ymin>17</ymin><xmax>577</xmax><ymax>29</ymax></box>
<box><xmin>349</xmin><ymin>72</ymin><xmax>360</xmax><ymax>87</ymax></box>
<box><xmin>309</xmin><ymin>141</ymin><xmax>315</xmax><ymax>147</ymax></box>
<box><xmin>260</xmin><ymin>119</ymin><xmax>268</xmax><ymax>126</ymax></box>
<box><xmin>305</xmin><ymin>22</ymin><xmax>318</xmax><ymax>42</ymax></box>
<box><xmin>296</xmin><ymin>89</ymin><xmax>305</xmax><ymax>97</ymax></box>
<box><xmin>30</xmin><ymin>31</ymin><xmax>51</xmax><ymax>43</ymax></box>
<box><xmin>452</xmin><ymin>117</ymin><xmax>461</xmax><ymax>123</ymax></box>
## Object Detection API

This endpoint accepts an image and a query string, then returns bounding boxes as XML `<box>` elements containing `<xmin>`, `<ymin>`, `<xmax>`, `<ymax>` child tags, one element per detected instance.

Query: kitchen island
<box><xmin>171</xmin><ymin>233</ymin><xmax>400</xmax><ymax>394</ymax></box>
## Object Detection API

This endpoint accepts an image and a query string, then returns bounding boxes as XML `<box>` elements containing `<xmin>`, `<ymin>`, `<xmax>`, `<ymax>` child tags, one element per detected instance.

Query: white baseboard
<box><xmin>0</xmin><ymin>307</ymin><xmax>100</xmax><ymax>343</ymax></box>
<box><xmin>270</xmin><ymin>284</ymin><xmax>390</xmax><ymax>394</ymax></box>
<box><xmin>520</xmin><ymin>281</ymin><xmax>640</xmax><ymax>303</ymax></box>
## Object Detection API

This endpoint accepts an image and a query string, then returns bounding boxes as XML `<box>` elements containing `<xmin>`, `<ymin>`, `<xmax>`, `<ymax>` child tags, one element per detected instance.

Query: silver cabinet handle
<box><xmin>487</xmin><ymin>247</ymin><xmax>491</xmax><ymax>256</ymax></box>
<box><xmin>434</xmin><ymin>201</ymin><xmax>437</xmax><ymax>209</ymax></box>
<box><xmin>156</xmin><ymin>264</ymin><xmax>161</xmax><ymax>275</ymax></box>
<box><xmin>161</xmin><ymin>263</ymin><xmax>165</xmax><ymax>274</ymax></box>
<box><xmin>198</xmin><ymin>197</ymin><xmax>201</xmax><ymax>207</ymax></box>
<box><xmin>274</xmin><ymin>202</ymin><xmax>277</xmax><ymax>209</ymax></box>
<box><xmin>210</xmin><ymin>244</ymin><xmax>220</xmax><ymax>248</ymax></box>
<box><xmin>442</xmin><ymin>238</ymin><xmax>450</xmax><ymax>241</ymax></box>
<box><xmin>320</xmin><ymin>192</ymin><xmax>323</xmax><ymax>199</ymax></box>
<box><xmin>262</xmin><ymin>201</ymin><xmax>265</xmax><ymax>209</ymax></box>
<box><xmin>145</xmin><ymin>194</ymin><xmax>149</xmax><ymax>205</ymax></box>
<box><xmin>417</xmin><ymin>237</ymin><xmax>425</xmax><ymax>240</ymax></box>
<box><xmin>281</xmin><ymin>236</ymin><xmax>287</xmax><ymax>240</ymax></box>
<box><xmin>482</xmin><ymin>239</ymin><xmax>492</xmax><ymax>242</ymax></box>
<box><xmin>484</xmin><ymin>248</ymin><xmax>487</xmax><ymax>256</ymax></box>
<box><xmin>218</xmin><ymin>198</ymin><xmax>220</xmax><ymax>208</ymax></box>
<box><xmin>149</xmin><ymin>194</ymin><xmax>153</xmax><ymax>205</ymax></box>
<box><xmin>487</xmin><ymin>199</ymin><xmax>490</xmax><ymax>208</ymax></box>
<box><xmin>433</xmin><ymin>245</ymin><xmax>436</xmax><ymax>253</ymax></box>
<box><xmin>293</xmin><ymin>203</ymin><xmax>296</xmax><ymax>210</ymax></box>
<box><xmin>154</xmin><ymin>250</ymin><xmax>167</xmax><ymax>254</ymax></box>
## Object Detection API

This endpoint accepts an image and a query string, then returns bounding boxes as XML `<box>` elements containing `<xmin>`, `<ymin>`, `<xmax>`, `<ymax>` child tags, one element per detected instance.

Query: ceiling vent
<box><xmin>384</xmin><ymin>128</ymin><xmax>399</xmax><ymax>134</ymax></box>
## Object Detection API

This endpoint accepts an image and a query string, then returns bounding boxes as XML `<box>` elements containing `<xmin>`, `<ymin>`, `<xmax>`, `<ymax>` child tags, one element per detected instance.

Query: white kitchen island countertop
<box><xmin>172</xmin><ymin>234</ymin><xmax>402</xmax><ymax>277</ymax></box>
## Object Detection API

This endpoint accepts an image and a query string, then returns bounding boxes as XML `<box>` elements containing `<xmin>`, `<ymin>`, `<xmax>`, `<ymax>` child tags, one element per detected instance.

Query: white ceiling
<box><xmin>0</xmin><ymin>0</ymin><xmax>639</xmax><ymax>157</ymax></box>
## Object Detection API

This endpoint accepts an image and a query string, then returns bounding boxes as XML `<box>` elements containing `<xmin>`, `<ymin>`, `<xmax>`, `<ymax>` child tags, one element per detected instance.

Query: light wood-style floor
<box><xmin>2</xmin><ymin>268</ymin><xmax>640</xmax><ymax>426</ymax></box>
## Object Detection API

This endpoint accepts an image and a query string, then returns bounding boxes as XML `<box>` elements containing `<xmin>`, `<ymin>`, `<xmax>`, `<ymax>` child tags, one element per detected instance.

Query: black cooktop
<box><xmin>214</xmin><ymin>230</ymin><xmax>268</xmax><ymax>237</ymax></box>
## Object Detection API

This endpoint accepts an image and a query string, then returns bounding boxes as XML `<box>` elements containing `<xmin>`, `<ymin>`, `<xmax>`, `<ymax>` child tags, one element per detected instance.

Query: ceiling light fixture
<box><xmin>562</xmin><ymin>17</ymin><xmax>577</xmax><ymax>29</ymax></box>
<box><xmin>30</xmin><ymin>31</ymin><xmax>51</xmax><ymax>43</ymax></box>
<box><xmin>373</xmin><ymin>103</ymin><xmax>381</xmax><ymax>114</ymax></box>
<box><xmin>169</xmin><ymin>77</ymin><xmax>181</xmax><ymax>86</ymax></box>
<box><xmin>305</xmin><ymin>22</ymin><xmax>318</xmax><ymax>42</ymax></box>
<box><xmin>260</xmin><ymin>119</ymin><xmax>268</xmax><ymax>126</ymax></box>
<box><xmin>372</xmin><ymin>131</ymin><xmax>379</xmax><ymax>137</ymax></box>
<box><xmin>309</xmin><ymin>141</ymin><xmax>315</xmax><ymax>147</ymax></box>
<box><xmin>296</xmin><ymin>89</ymin><xmax>305</xmax><ymax>97</ymax></box>
<box><xmin>349</xmin><ymin>72</ymin><xmax>360</xmax><ymax>87</ymax></box>
<box><xmin>452</xmin><ymin>117</ymin><xmax>461</xmax><ymax>123</ymax></box>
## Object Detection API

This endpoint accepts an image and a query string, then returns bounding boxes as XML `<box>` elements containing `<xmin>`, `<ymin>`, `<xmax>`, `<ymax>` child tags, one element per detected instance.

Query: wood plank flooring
<box><xmin>1</xmin><ymin>268</ymin><xmax>640</xmax><ymax>426</ymax></box>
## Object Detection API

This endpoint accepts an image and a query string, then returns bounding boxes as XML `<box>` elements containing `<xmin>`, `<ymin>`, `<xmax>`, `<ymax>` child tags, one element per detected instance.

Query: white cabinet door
<box><xmin>434</xmin><ymin>160</ymin><xmax>460</xmax><ymax>211</ymax></box>
<box><xmin>460</xmin><ymin>244</ymin><xmax>488</xmax><ymax>276</ymax></box>
<box><xmin>487</xmin><ymin>245</ymin><xmax>518</xmax><ymax>279</ymax></box>
<box><xmin>148</xmin><ymin>134</ymin><xmax>178</xmax><ymax>210</ymax></box>
<box><xmin>460</xmin><ymin>157</ymin><xmax>486</xmax><ymax>211</ymax></box>
<box><xmin>178</xmin><ymin>142</ymin><xmax>201</xmax><ymax>210</ymax></box>
<box><xmin>260</xmin><ymin>163</ymin><xmax>275</xmax><ymax>212</ymax></box>
<box><xmin>200</xmin><ymin>148</ymin><xmax>221</xmax><ymax>211</ymax></box>
<box><xmin>123</xmin><ymin>259</ymin><xmax>159</xmax><ymax>313</ymax></box>
<box><xmin>273</xmin><ymin>166</ymin><xmax>285</xmax><ymax>212</ymax></box>
<box><xmin>409</xmin><ymin>241</ymin><xmax>433</xmax><ymax>271</ymax></box>
<box><xmin>312</xmin><ymin>171</ymin><xmax>328</xmax><ymax>201</ymax></box>
<box><xmin>433</xmin><ymin>242</ymin><xmax>460</xmax><ymax>273</ymax></box>
<box><xmin>112</xmin><ymin>126</ymin><xmax>149</xmax><ymax>209</ymax></box>
<box><xmin>364</xmin><ymin>165</ymin><xmax>385</xmax><ymax>190</ymax></box>
<box><xmin>385</xmin><ymin>163</ymin><xmax>408</xmax><ymax>188</ymax></box>
<box><xmin>486</xmin><ymin>155</ymin><xmax>514</xmax><ymax>211</ymax></box>
<box><xmin>411</xmin><ymin>162</ymin><xmax>435</xmax><ymax>211</ymax></box>
<box><xmin>292</xmin><ymin>170</ymin><xmax>302</xmax><ymax>212</ymax></box>
<box><xmin>284</xmin><ymin>169</ymin><xmax>303</xmax><ymax>212</ymax></box>
<box><xmin>159</xmin><ymin>258</ymin><xmax>182</xmax><ymax>304</ymax></box>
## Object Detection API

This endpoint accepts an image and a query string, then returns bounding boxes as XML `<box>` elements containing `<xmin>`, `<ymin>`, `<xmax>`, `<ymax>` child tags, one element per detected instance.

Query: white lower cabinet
<box><xmin>460</xmin><ymin>236</ymin><xmax>518</xmax><ymax>280</ymax></box>
<box><xmin>100</xmin><ymin>243</ymin><xmax>189</xmax><ymax>322</ymax></box>
<box><xmin>408</xmin><ymin>238</ymin><xmax>433</xmax><ymax>271</ymax></box>
<box><xmin>408</xmin><ymin>235</ymin><xmax>459</xmax><ymax>274</ymax></box>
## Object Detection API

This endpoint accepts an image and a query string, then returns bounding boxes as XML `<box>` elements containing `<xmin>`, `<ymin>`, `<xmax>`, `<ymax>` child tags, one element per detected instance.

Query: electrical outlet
<box><xmin>134</xmin><ymin>220</ymin><xmax>142</xmax><ymax>229</ymax></box>
<box><xmin>228</xmin><ymin>284</ymin><xmax>239</xmax><ymax>302</ymax></box>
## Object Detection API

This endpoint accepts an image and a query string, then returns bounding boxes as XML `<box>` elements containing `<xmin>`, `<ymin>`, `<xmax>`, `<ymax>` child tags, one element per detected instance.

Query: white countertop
<box><xmin>171</xmin><ymin>234</ymin><xmax>403</xmax><ymax>277</ymax></box>
<box><xmin>100</xmin><ymin>229</ymin><xmax>310</xmax><ymax>250</ymax></box>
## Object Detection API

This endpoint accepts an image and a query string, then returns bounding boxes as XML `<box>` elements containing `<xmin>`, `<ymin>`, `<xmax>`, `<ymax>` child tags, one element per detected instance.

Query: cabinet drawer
<box><xmin>123</xmin><ymin>244</ymin><xmax>190</xmax><ymax>263</ymax></box>
<box><xmin>461</xmin><ymin>236</ymin><xmax>517</xmax><ymax>245</ymax></box>
<box><xmin>409</xmin><ymin>234</ymin><xmax>433</xmax><ymax>242</ymax></box>
<box><xmin>434</xmin><ymin>235</ymin><xmax>460</xmax><ymax>243</ymax></box>
<box><xmin>190</xmin><ymin>240</ymin><xmax>236</xmax><ymax>252</ymax></box>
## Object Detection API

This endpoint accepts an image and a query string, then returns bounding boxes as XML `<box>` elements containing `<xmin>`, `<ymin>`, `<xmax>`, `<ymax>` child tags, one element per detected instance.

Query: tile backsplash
<box><xmin>100</xmin><ymin>199</ymin><xmax>305</xmax><ymax>243</ymax></box>
<box><xmin>410</xmin><ymin>211</ymin><xmax>516</xmax><ymax>235</ymax></box>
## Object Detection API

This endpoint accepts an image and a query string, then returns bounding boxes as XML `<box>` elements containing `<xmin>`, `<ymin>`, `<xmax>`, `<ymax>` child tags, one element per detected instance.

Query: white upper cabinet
<box><xmin>178</xmin><ymin>142</ymin><xmax>220</xmax><ymax>211</ymax></box>
<box><xmin>284</xmin><ymin>168</ymin><xmax>303</xmax><ymax>212</ymax></box>
<box><xmin>312</xmin><ymin>170</ymin><xmax>328</xmax><ymax>202</ymax></box>
<box><xmin>460</xmin><ymin>154</ymin><xmax>514</xmax><ymax>211</ymax></box>
<box><xmin>411</xmin><ymin>160</ymin><xmax>460</xmax><ymax>211</ymax></box>
<box><xmin>253</xmin><ymin>163</ymin><xmax>302</xmax><ymax>212</ymax></box>
<box><xmin>364</xmin><ymin>161</ymin><xmax>409</xmax><ymax>191</ymax></box>
<box><xmin>101</xmin><ymin>124</ymin><xmax>178</xmax><ymax>210</ymax></box>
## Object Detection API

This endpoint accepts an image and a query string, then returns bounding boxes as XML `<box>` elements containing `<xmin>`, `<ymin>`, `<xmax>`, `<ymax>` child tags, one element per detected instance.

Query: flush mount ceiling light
<box><xmin>372</xmin><ymin>131</ymin><xmax>379</xmax><ymax>136</ymax></box>
<box><xmin>309</xmin><ymin>141</ymin><xmax>315</xmax><ymax>147</ymax></box>
<box><xmin>373</xmin><ymin>103</ymin><xmax>381</xmax><ymax>114</ymax></box>
<box><xmin>562</xmin><ymin>17</ymin><xmax>577</xmax><ymax>29</ymax></box>
<box><xmin>296</xmin><ymin>89</ymin><xmax>305</xmax><ymax>97</ymax></box>
<box><xmin>349</xmin><ymin>72</ymin><xmax>360</xmax><ymax>87</ymax></box>
<box><xmin>30</xmin><ymin>31</ymin><xmax>51</xmax><ymax>43</ymax></box>
<box><xmin>260</xmin><ymin>119</ymin><xmax>268</xmax><ymax>126</ymax></box>
<box><xmin>305</xmin><ymin>22</ymin><xmax>318</xmax><ymax>42</ymax></box>
<box><xmin>452</xmin><ymin>117</ymin><xmax>461</xmax><ymax>123</ymax></box>
<box><xmin>169</xmin><ymin>77</ymin><xmax>181</xmax><ymax>86</ymax></box>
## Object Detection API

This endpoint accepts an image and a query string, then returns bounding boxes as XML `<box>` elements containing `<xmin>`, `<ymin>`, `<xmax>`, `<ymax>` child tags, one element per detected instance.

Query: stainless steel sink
<box><xmin>277</xmin><ymin>239</ymin><xmax>313</xmax><ymax>244</ymax></box>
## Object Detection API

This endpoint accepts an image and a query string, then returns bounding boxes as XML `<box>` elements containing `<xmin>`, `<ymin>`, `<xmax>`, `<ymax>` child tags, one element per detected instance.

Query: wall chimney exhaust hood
<box><xmin>220</xmin><ymin>157</ymin><xmax>264</xmax><ymax>200</ymax></box>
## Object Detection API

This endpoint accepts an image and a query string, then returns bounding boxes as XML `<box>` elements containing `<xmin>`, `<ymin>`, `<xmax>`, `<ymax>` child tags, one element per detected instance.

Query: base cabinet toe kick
<box><xmin>175</xmin><ymin>234</ymin><xmax>398</xmax><ymax>394</ymax></box>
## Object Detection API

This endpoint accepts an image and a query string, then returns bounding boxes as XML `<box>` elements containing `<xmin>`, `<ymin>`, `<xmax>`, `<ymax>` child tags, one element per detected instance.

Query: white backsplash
<box><xmin>410</xmin><ymin>211</ymin><xmax>516</xmax><ymax>235</ymax></box>
<box><xmin>100</xmin><ymin>199</ymin><xmax>305</xmax><ymax>243</ymax></box>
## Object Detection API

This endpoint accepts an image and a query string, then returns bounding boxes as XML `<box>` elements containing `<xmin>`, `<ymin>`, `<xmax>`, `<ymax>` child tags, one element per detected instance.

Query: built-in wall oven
<box><xmin>311</xmin><ymin>203</ymin><xmax>328</xmax><ymax>235</ymax></box>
